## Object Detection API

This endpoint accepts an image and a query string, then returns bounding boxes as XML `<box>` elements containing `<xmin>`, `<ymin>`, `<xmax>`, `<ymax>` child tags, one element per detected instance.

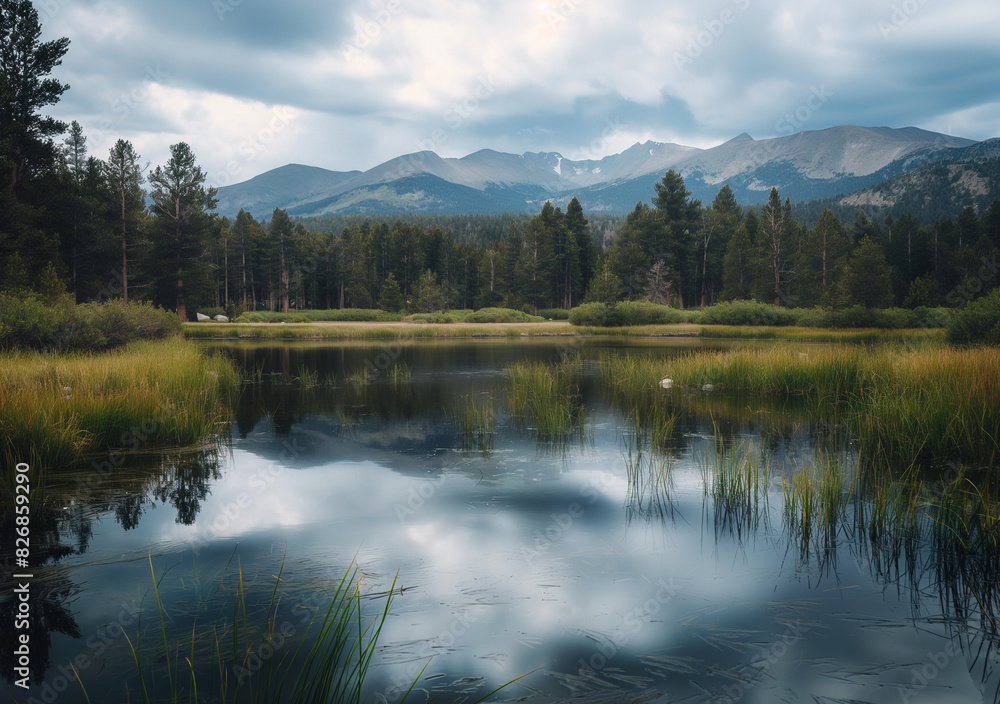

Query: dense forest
<box><xmin>3</xmin><ymin>0</ymin><xmax>999</xmax><ymax>320</ymax></box>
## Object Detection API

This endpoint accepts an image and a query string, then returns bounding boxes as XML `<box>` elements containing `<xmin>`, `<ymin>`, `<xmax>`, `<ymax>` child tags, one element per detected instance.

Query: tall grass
<box><xmin>600</xmin><ymin>345</ymin><xmax>1000</xmax><ymax>464</ymax></box>
<box><xmin>454</xmin><ymin>394</ymin><xmax>495</xmax><ymax>455</ymax></box>
<box><xmin>86</xmin><ymin>553</ymin><xmax>525</xmax><ymax>704</ymax></box>
<box><xmin>506</xmin><ymin>359</ymin><xmax>583</xmax><ymax>439</ymax></box>
<box><xmin>701</xmin><ymin>436</ymin><xmax>770</xmax><ymax>536</ymax></box>
<box><xmin>0</xmin><ymin>339</ymin><xmax>239</xmax><ymax>469</ymax></box>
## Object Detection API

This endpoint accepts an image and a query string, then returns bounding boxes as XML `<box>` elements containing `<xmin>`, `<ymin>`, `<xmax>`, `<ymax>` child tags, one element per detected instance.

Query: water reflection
<box><xmin>1</xmin><ymin>339</ymin><xmax>998</xmax><ymax>703</ymax></box>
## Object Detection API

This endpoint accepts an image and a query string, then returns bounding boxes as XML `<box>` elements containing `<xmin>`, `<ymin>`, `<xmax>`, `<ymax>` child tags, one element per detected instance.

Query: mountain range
<box><xmin>214</xmin><ymin>126</ymin><xmax>995</xmax><ymax>219</ymax></box>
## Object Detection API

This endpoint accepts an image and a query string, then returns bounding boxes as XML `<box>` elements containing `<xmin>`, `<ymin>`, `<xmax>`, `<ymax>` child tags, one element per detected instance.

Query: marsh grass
<box><xmin>601</xmin><ymin>345</ymin><xmax>1000</xmax><ymax>464</ymax></box>
<box><xmin>622</xmin><ymin>412</ymin><xmax>675</xmax><ymax>524</ymax></box>
<box><xmin>0</xmin><ymin>339</ymin><xmax>239</xmax><ymax>469</ymax></box>
<box><xmin>701</xmin><ymin>435</ymin><xmax>771</xmax><ymax>537</ymax></box>
<box><xmin>506</xmin><ymin>360</ymin><xmax>585</xmax><ymax>440</ymax></box>
<box><xmin>86</xmin><ymin>552</ymin><xmax>526</xmax><ymax>704</ymax></box>
<box><xmin>454</xmin><ymin>394</ymin><xmax>495</xmax><ymax>455</ymax></box>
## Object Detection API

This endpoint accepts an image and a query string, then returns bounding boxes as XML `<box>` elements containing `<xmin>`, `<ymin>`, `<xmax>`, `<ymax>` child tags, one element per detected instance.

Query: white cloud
<box><xmin>42</xmin><ymin>0</ymin><xmax>1000</xmax><ymax>179</ymax></box>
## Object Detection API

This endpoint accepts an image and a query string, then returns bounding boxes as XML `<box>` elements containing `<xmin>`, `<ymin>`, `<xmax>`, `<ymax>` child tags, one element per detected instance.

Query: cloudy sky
<box><xmin>41</xmin><ymin>0</ymin><xmax>1000</xmax><ymax>188</ymax></box>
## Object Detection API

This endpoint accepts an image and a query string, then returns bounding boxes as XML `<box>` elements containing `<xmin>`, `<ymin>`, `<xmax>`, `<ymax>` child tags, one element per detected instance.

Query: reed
<box><xmin>85</xmin><ymin>552</ymin><xmax>525</xmax><ymax>704</ymax></box>
<box><xmin>0</xmin><ymin>339</ymin><xmax>239</xmax><ymax>469</ymax></box>
<box><xmin>600</xmin><ymin>345</ymin><xmax>1000</xmax><ymax>465</ymax></box>
<box><xmin>506</xmin><ymin>360</ymin><xmax>582</xmax><ymax>439</ymax></box>
<box><xmin>454</xmin><ymin>394</ymin><xmax>495</xmax><ymax>455</ymax></box>
<box><xmin>701</xmin><ymin>435</ymin><xmax>771</xmax><ymax>536</ymax></box>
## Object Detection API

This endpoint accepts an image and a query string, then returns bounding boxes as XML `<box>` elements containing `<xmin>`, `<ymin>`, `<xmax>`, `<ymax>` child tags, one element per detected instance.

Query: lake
<box><xmin>3</xmin><ymin>338</ymin><xmax>996</xmax><ymax>704</ymax></box>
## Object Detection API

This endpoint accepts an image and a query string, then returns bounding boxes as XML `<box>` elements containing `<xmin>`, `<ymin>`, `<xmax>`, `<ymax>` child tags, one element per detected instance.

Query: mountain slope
<box><xmin>215</xmin><ymin>126</ymin><xmax>981</xmax><ymax>218</ymax></box>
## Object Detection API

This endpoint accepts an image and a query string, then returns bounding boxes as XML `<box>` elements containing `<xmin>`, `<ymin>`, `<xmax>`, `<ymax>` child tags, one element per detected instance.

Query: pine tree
<box><xmin>721</xmin><ymin>223</ymin><xmax>754</xmax><ymax>301</ymax></box>
<box><xmin>797</xmin><ymin>209</ymin><xmax>850</xmax><ymax>307</ymax></box>
<box><xmin>0</xmin><ymin>0</ymin><xmax>70</xmax><ymax>285</ymax></box>
<box><xmin>379</xmin><ymin>272</ymin><xmax>403</xmax><ymax>312</ymax></box>
<box><xmin>840</xmin><ymin>236</ymin><xmax>894</xmax><ymax>308</ymax></box>
<box><xmin>103</xmin><ymin>139</ymin><xmax>145</xmax><ymax>303</ymax></box>
<box><xmin>565</xmin><ymin>196</ymin><xmax>594</xmax><ymax>306</ymax></box>
<box><xmin>148</xmin><ymin>143</ymin><xmax>218</xmax><ymax>321</ymax></box>
<box><xmin>758</xmin><ymin>188</ymin><xmax>794</xmax><ymax>306</ymax></box>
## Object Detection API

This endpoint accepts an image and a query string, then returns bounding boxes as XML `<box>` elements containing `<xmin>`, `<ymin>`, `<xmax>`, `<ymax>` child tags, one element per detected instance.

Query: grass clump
<box><xmin>454</xmin><ymin>394</ymin><xmax>496</xmax><ymax>455</ymax></box>
<box><xmin>0</xmin><ymin>339</ymin><xmax>238</xmax><ymax>468</ymax></box>
<box><xmin>506</xmin><ymin>359</ymin><xmax>583</xmax><ymax>439</ymax></box>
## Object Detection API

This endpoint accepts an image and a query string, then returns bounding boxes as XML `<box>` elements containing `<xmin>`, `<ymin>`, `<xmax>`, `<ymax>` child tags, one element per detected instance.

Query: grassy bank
<box><xmin>185</xmin><ymin>320</ymin><xmax>946</xmax><ymax>344</ymax></box>
<box><xmin>604</xmin><ymin>345</ymin><xmax>1000</xmax><ymax>464</ymax></box>
<box><xmin>0</xmin><ymin>339</ymin><xmax>239</xmax><ymax>468</ymax></box>
<box><xmin>183</xmin><ymin>321</ymin><xmax>577</xmax><ymax>340</ymax></box>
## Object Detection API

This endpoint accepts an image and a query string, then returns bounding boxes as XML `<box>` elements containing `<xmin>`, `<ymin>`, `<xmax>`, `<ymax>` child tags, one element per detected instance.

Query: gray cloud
<box><xmin>40</xmin><ymin>0</ymin><xmax>1000</xmax><ymax>180</ymax></box>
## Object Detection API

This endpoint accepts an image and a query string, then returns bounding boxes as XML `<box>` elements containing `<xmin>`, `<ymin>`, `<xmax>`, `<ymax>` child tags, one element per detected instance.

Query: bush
<box><xmin>538</xmin><ymin>308</ymin><xmax>571</xmax><ymax>320</ymax></box>
<box><xmin>569</xmin><ymin>302</ymin><xmax>615</xmax><ymax>327</ymax></box>
<box><xmin>614</xmin><ymin>301</ymin><xmax>690</xmax><ymax>326</ymax></box>
<box><xmin>81</xmin><ymin>299</ymin><xmax>181</xmax><ymax>347</ymax></box>
<box><xmin>0</xmin><ymin>295</ymin><xmax>179</xmax><ymax>351</ymax></box>
<box><xmin>569</xmin><ymin>301</ymin><xmax>690</xmax><ymax>327</ymax></box>
<box><xmin>405</xmin><ymin>312</ymin><xmax>456</xmax><ymax>323</ymax></box>
<box><xmin>466</xmin><ymin>307</ymin><xmax>543</xmax><ymax>323</ymax></box>
<box><xmin>699</xmin><ymin>300</ymin><xmax>800</xmax><ymax>327</ymax></box>
<box><xmin>946</xmin><ymin>289</ymin><xmax>1000</xmax><ymax>345</ymax></box>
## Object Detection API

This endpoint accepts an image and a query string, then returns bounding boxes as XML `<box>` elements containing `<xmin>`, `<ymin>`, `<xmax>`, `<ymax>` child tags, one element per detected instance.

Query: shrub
<box><xmin>405</xmin><ymin>312</ymin><xmax>456</xmax><ymax>323</ymax></box>
<box><xmin>82</xmin><ymin>299</ymin><xmax>181</xmax><ymax>347</ymax></box>
<box><xmin>538</xmin><ymin>308</ymin><xmax>571</xmax><ymax>320</ymax></box>
<box><xmin>946</xmin><ymin>289</ymin><xmax>1000</xmax><ymax>345</ymax></box>
<box><xmin>0</xmin><ymin>295</ymin><xmax>180</xmax><ymax>351</ymax></box>
<box><xmin>569</xmin><ymin>302</ymin><xmax>615</xmax><ymax>327</ymax></box>
<box><xmin>466</xmin><ymin>307</ymin><xmax>543</xmax><ymax>323</ymax></box>
<box><xmin>699</xmin><ymin>300</ymin><xmax>800</xmax><ymax>327</ymax></box>
<box><xmin>569</xmin><ymin>301</ymin><xmax>689</xmax><ymax>327</ymax></box>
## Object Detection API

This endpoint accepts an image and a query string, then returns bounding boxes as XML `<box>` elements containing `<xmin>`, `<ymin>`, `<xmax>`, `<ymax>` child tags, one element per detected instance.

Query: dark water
<box><xmin>2</xmin><ymin>339</ymin><xmax>997</xmax><ymax>704</ymax></box>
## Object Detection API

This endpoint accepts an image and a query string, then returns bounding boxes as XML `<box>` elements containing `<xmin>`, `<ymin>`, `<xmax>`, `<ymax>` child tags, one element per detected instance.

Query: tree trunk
<box><xmin>177</xmin><ymin>268</ymin><xmax>187</xmax><ymax>322</ymax></box>
<box><xmin>121</xmin><ymin>187</ymin><xmax>129</xmax><ymax>304</ymax></box>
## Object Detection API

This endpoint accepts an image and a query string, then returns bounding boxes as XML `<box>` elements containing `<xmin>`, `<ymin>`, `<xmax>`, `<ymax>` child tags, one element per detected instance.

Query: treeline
<box><xmin>590</xmin><ymin>172</ymin><xmax>1000</xmax><ymax>311</ymax></box>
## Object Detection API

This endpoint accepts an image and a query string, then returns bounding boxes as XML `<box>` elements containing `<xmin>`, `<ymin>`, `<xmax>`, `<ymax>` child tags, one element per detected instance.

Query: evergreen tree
<box><xmin>840</xmin><ymin>236</ymin><xmax>894</xmax><ymax>308</ymax></box>
<box><xmin>268</xmin><ymin>208</ymin><xmax>293</xmax><ymax>313</ymax></box>
<box><xmin>378</xmin><ymin>272</ymin><xmax>403</xmax><ymax>312</ymax></box>
<box><xmin>103</xmin><ymin>139</ymin><xmax>145</xmax><ymax>303</ymax></box>
<box><xmin>651</xmin><ymin>170</ymin><xmax>701</xmax><ymax>307</ymax></box>
<box><xmin>411</xmin><ymin>269</ymin><xmax>447</xmax><ymax>313</ymax></box>
<box><xmin>721</xmin><ymin>223</ymin><xmax>755</xmax><ymax>301</ymax></box>
<box><xmin>797</xmin><ymin>209</ymin><xmax>850</xmax><ymax>306</ymax></box>
<box><xmin>0</xmin><ymin>0</ymin><xmax>70</xmax><ymax>285</ymax></box>
<box><xmin>148</xmin><ymin>143</ymin><xmax>218</xmax><ymax>321</ymax></box>
<box><xmin>584</xmin><ymin>255</ymin><xmax>622</xmax><ymax>304</ymax></box>
<box><xmin>757</xmin><ymin>188</ymin><xmax>795</xmax><ymax>306</ymax></box>
<box><xmin>0</xmin><ymin>0</ymin><xmax>70</xmax><ymax>199</ymax></box>
<box><xmin>699</xmin><ymin>185</ymin><xmax>740</xmax><ymax>308</ymax></box>
<box><xmin>565</xmin><ymin>196</ymin><xmax>594</xmax><ymax>306</ymax></box>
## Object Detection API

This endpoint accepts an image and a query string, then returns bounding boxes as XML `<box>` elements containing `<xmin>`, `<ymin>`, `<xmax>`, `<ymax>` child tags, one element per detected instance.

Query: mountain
<box><xmin>834</xmin><ymin>138</ymin><xmax>1000</xmax><ymax>220</ymax></box>
<box><xmin>215</xmin><ymin>126</ymin><xmax>981</xmax><ymax>219</ymax></box>
<box><xmin>213</xmin><ymin>164</ymin><xmax>360</xmax><ymax>220</ymax></box>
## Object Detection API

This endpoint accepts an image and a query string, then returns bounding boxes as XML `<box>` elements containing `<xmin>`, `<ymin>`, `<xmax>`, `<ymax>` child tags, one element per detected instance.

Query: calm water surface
<box><xmin>2</xmin><ymin>339</ymin><xmax>996</xmax><ymax>703</ymax></box>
